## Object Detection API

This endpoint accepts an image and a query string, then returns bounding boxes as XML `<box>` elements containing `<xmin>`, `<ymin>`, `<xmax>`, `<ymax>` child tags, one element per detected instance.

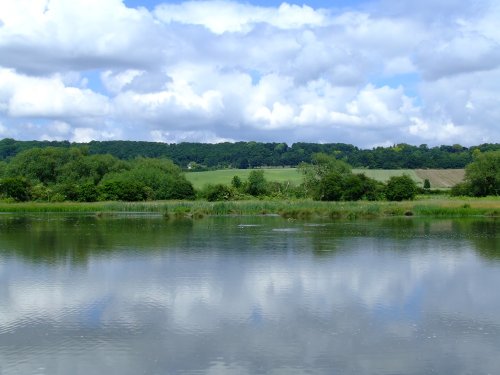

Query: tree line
<box><xmin>0</xmin><ymin>147</ymin><xmax>195</xmax><ymax>202</ymax></box>
<box><xmin>1</xmin><ymin>138</ymin><xmax>498</xmax><ymax>169</ymax></box>
<box><xmin>0</xmin><ymin>146</ymin><xmax>498</xmax><ymax>203</ymax></box>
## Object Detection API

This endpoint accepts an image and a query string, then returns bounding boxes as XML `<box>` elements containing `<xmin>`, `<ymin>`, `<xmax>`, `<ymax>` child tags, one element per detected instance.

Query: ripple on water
<box><xmin>272</xmin><ymin>228</ymin><xmax>302</xmax><ymax>233</ymax></box>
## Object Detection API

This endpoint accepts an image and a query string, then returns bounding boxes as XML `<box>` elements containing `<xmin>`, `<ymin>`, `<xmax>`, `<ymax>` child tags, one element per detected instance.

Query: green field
<box><xmin>186</xmin><ymin>168</ymin><xmax>428</xmax><ymax>189</ymax></box>
<box><xmin>186</xmin><ymin>168</ymin><xmax>302</xmax><ymax>189</ymax></box>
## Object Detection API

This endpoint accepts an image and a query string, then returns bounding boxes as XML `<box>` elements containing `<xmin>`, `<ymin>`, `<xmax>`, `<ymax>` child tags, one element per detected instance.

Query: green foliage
<box><xmin>76</xmin><ymin>182</ymin><xmax>99</xmax><ymax>202</ymax></box>
<box><xmin>300</xmin><ymin>153</ymin><xmax>382</xmax><ymax>201</ymax></box>
<box><xmin>1</xmin><ymin>138</ymin><xmax>499</xmax><ymax>169</ymax></box>
<box><xmin>314</xmin><ymin>172</ymin><xmax>383</xmax><ymax>201</ymax></box>
<box><xmin>169</xmin><ymin>179</ymin><xmax>196</xmax><ymax>200</ymax></box>
<box><xmin>423</xmin><ymin>179</ymin><xmax>431</xmax><ymax>189</ymax></box>
<box><xmin>2</xmin><ymin>147</ymin><xmax>195</xmax><ymax>202</ymax></box>
<box><xmin>462</xmin><ymin>151</ymin><xmax>500</xmax><ymax>197</ymax></box>
<box><xmin>231</xmin><ymin>175</ymin><xmax>242</xmax><ymax>189</ymax></box>
<box><xmin>6</xmin><ymin>147</ymin><xmax>83</xmax><ymax>184</ymax></box>
<box><xmin>246</xmin><ymin>170</ymin><xmax>268</xmax><ymax>196</ymax></box>
<box><xmin>0</xmin><ymin>176</ymin><xmax>31</xmax><ymax>202</ymax></box>
<box><xmin>385</xmin><ymin>175</ymin><xmax>418</xmax><ymax>201</ymax></box>
<box><xmin>343</xmin><ymin>174</ymin><xmax>385</xmax><ymax>201</ymax></box>
<box><xmin>0</xmin><ymin>161</ymin><xmax>6</xmax><ymax>178</ymax></box>
<box><xmin>98</xmin><ymin>175</ymin><xmax>148</xmax><ymax>202</ymax></box>
<box><xmin>127</xmin><ymin>158</ymin><xmax>195</xmax><ymax>200</ymax></box>
<box><xmin>30</xmin><ymin>183</ymin><xmax>52</xmax><ymax>202</ymax></box>
<box><xmin>200</xmin><ymin>184</ymin><xmax>235</xmax><ymax>201</ymax></box>
<box><xmin>450</xmin><ymin>182</ymin><xmax>472</xmax><ymax>197</ymax></box>
<box><xmin>316</xmin><ymin>172</ymin><xmax>344</xmax><ymax>201</ymax></box>
<box><xmin>57</xmin><ymin>154</ymin><xmax>128</xmax><ymax>185</ymax></box>
<box><xmin>300</xmin><ymin>153</ymin><xmax>351</xmax><ymax>197</ymax></box>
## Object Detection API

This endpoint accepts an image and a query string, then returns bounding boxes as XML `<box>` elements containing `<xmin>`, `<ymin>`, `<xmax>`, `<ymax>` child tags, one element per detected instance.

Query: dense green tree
<box><xmin>57</xmin><ymin>154</ymin><xmax>128</xmax><ymax>185</ymax></box>
<box><xmin>300</xmin><ymin>153</ymin><xmax>352</xmax><ymax>200</ymax></box>
<box><xmin>6</xmin><ymin>147</ymin><xmax>83</xmax><ymax>184</ymax></box>
<box><xmin>231</xmin><ymin>175</ymin><xmax>242</xmax><ymax>189</ymax></box>
<box><xmin>0</xmin><ymin>177</ymin><xmax>31</xmax><ymax>201</ymax></box>
<box><xmin>76</xmin><ymin>182</ymin><xmax>99</xmax><ymax>202</ymax></box>
<box><xmin>246</xmin><ymin>170</ymin><xmax>268</xmax><ymax>196</ymax></box>
<box><xmin>30</xmin><ymin>183</ymin><xmax>53</xmax><ymax>202</ymax></box>
<box><xmin>343</xmin><ymin>173</ymin><xmax>384</xmax><ymax>201</ymax></box>
<box><xmin>316</xmin><ymin>172</ymin><xmax>344</xmax><ymax>201</ymax></box>
<box><xmin>127</xmin><ymin>158</ymin><xmax>195</xmax><ymax>200</ymax></box>
<box><xmin>98</xmin><ymin>175</ymin><xmax>148</xmax><ymax>202</ymax></box>
<box><xmin>423</xmin><ymin>179</ymin><xmax>431</xmax><ymax>190</ymax></box>
<box><xmin>461</xmin><ymin>151</ymin><xmax>500</xmax><ymax>196</ymax></box>
<box><xmin>0</xmin><ymin>161</ymin><xmax>6</xmax><ymax>178</ymax></box>
<box><xmin>1</xmin><ymin>138</ymin><xmax>499</xmax><ymax>169</ymax></box>
<box><xmin>385</xmin><ymin>175</ymin><xmax>418</xmax><ymax>201</ymax></box>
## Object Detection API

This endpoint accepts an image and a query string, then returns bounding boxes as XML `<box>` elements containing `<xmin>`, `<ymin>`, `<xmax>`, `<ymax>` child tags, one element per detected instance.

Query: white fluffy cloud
<box><xmin>0</xmin><ymin>0</ymin><xmax>498</xmax><ymax>146</ymax></box>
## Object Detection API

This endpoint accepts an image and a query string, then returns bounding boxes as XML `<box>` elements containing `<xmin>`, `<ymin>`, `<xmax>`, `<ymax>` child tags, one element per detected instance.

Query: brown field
<box><xmin>415</xmin><ymin>169</ymin><xmax>465</xmax><ymax>188</ymax></box>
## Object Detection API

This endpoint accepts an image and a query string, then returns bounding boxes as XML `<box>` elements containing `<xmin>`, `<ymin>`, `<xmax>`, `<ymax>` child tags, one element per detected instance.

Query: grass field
<box><xmin>415</xmin><ymin>169</ymin><xmax>465</xmax><ymax>188</ymax></box>
<box><xmin>186</xmin><ymin>168</ymin><xmax>301</xmax><ymax>189</ymax></box>
<box><xmin>185</xmin><ymin>168</ymin><xmax>465</xmax><ymax>189</ymax></box>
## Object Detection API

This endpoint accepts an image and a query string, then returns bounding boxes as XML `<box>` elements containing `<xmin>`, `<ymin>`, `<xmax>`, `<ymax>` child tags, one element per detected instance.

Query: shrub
<box><xmin>0</xmin><ymin>176</ymin><xmax>31</xmax><ymax>202</ymax></box>
<box><xmin>76</xmin><ymin>182</ymin><xmax>99</xmax><ymax>202</ymax></box>
<box><xmin>316</xmin><ymin>172</ymin><xmax>344</xmax><ymax>201</ymax></box>
<box><xmin>231</xmin><ymin>175</ymin><xmax>242</xmax><ymax>189</ymax></box>
<box><xmin>98</xmin><ymin>178</ymin><xmax>147</xmax><ymax>201</ymax></box>
<box><xmin>201</xmin><ymin>184</ymin><xmax>235</xmax><ymax>201</ymax></box>
<box><xmin>246</xmin><ymin>170</ymin><xmax>268</xmax><ymax>196</ymax></box>
<box><xmin>385</xmin><ymin>175</ymin><xmax>418</xmax><ymax>201</ymax></box>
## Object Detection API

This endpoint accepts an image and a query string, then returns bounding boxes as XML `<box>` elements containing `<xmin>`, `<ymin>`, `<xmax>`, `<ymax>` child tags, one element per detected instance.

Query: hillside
<box><xmin>185</xmin><ymin>168</ymin><xmax>465</xmax><ymax>190</ymax></box>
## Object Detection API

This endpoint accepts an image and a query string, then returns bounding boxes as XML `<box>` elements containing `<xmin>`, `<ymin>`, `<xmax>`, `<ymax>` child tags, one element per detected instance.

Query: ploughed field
<box><xmin>186</xmin><ymin>168</ymin><xmax>465</xmax><ymax>189</ymax></box>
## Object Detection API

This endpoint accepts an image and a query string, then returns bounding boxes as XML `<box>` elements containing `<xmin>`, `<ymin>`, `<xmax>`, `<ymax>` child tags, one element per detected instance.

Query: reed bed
<box><xmin>0</xmin><ymin>198</ymin><xmax>498</xmax><ymax>219</ymax></box>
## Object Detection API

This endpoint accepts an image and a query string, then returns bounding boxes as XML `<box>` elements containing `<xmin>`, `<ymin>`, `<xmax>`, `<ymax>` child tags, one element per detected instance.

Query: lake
<box><xmin>0</xmin><ymin>214</ymin><xmax>499</xmax><ymax>375</ymax></box>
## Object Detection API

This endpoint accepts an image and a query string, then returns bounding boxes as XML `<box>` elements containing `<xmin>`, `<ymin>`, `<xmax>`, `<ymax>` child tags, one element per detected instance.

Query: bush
<box><xmin>201</xmin><ymin>184</ymin><xmax>235</xmax><ymax>201</ymax></box>
<box><xmin>231</xmin><ymin>175</ymin><xmax>242</xmax><ymax>189</ymax></box>
<box><xmin>385</xmin><ymin>175</ymin><xmax>418</xmax><ymax>201</ymax></box>
<box><xmin>450</xmin><ymin>182</ymin><xmax>472</xmax><ymax>197</ymax></box>
<box><xmin>76</xmin><ymin>182</ymin><xmax>99</xmax><ymax>202</ymax></box>
<box><xmin>316</xmin><ymin>172</ymin><xmax>344</xmax><ymax>201</ymax></box>
<box><xmin>98</xmin><ymin>178</ymin><xmax>147</xmax><ymax>201</ymax></box>
<box><xmin>246</xmin><ymin>170</ymin><xmax>268</xmax><ymax>196</ymax></box>
<box><xmin>169</xmin><ymin>179</ymin><xmax>196</xmax><ymax>200</ymax></box>
<box><xmin>342</xmin><ymin>173</ymin><xmax>383</xmax><ymax>201</ymax></box>
<box><xmin>0</xmin><ymin>176</ymin><xmax>31</xmax><ymax>202</ymax></box>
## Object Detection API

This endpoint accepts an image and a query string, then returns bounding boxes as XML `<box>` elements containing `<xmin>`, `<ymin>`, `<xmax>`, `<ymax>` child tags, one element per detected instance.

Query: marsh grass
<box><xmin>0</xmin><ymin>198</ymin><xmax>498</xmax><ymax>218</ymax></box>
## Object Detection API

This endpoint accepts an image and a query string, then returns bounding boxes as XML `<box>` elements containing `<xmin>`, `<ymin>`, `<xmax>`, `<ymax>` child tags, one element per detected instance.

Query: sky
<box><xmin>0</xmin><ymin>0</ymin><xmax>499</xmax><ymax>147</ymax></box>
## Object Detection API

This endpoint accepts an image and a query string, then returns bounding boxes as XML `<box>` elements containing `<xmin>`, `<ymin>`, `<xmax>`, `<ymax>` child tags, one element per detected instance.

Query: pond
<box><xmin>0</xmin><ymin>215</ymin><xmax>499</xmax><ymax>374</ymax></box>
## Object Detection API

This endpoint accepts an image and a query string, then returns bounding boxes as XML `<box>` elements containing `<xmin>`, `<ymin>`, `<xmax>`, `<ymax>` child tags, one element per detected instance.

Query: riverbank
<box><xmin>0</xmin><ymin>197</ymin><xmax>498</xmax><ymax>219</ymax></box>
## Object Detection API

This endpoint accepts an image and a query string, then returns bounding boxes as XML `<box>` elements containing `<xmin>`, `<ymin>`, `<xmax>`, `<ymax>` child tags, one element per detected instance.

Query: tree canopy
<box><xmin>0</xmin><ymin>147</ymin><xmax>195</xmax><ymax>202</ymax></box>
<box><xmin>452</xmin><ymin>151</ymin><xmax>500</xmax><ymax>197</ymax></box>
<box><xmin>1</xmin><ymin>138</ymin><xmax>498</xmax><ymax>170</ymax></box>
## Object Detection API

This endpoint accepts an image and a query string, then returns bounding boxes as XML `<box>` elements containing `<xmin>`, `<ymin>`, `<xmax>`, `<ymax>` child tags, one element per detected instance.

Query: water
<box><xmin>0</xmin><ymin>214</ymin><xmax>499</xmax><ymax>375</ymax></box>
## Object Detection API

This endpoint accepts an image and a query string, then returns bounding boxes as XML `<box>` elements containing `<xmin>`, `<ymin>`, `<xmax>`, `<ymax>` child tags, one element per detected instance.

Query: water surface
<box><xmin>0</xmin><ymin>215</ymin><xmax>499</xmax><ymax>374</ymax></box>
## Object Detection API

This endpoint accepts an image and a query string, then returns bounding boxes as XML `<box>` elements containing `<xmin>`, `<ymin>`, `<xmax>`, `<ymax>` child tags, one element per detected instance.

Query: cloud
<box><xmin>1</xmin><ymin>70</ymin><xmax>110</xmax><ymax>118</ymax></box>
<box><xmin>0</xmin><ymin>0</ymin><xmax>165</xmax><ymax>74</ymax></box>
<box><xmin>0</xmin><ymin>0</ymin><xmax>498</xmax><ymax>147</ymax></box>
<box><xmin>154</xmin><ymin>1</ymin><xmax>327</xmax><ymax>34</ymax></box>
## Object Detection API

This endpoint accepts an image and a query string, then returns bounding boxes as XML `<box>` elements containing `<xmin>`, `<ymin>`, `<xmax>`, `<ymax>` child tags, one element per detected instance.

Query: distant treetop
<box><xmin>0</xmin><ymin>138</ymin><xmax>498</xmax><ymax>170</ymax></box>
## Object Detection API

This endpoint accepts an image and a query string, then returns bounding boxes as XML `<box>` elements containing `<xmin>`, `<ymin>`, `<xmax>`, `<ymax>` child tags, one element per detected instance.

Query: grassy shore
<box><xmin>0</xmin><ymin>197</ymin><xmax>498</xmax><ymax>219</ymax></box>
